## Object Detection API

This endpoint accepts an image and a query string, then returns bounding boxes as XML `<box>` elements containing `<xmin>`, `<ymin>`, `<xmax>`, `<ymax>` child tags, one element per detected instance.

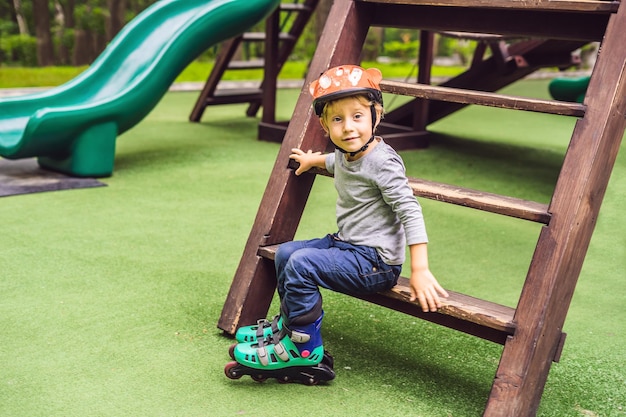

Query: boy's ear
<box><xmin>319</xmin><ymin>117</ymin><xmax>329</xmax><ymax>134</ymax></box>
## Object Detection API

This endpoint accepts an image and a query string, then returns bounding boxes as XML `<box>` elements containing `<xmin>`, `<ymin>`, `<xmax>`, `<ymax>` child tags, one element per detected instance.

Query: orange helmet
<box><xmin>309</xmin><ymin>65</ymin><xmax>383</xmax><ymax>116</ymax></box>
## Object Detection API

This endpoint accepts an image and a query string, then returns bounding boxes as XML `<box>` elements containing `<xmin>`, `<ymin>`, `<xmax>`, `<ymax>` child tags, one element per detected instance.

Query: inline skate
<box><xmin>224</xmin><ymin>313</ymin><xmax>335</xmax><ymax>385</ymax></box>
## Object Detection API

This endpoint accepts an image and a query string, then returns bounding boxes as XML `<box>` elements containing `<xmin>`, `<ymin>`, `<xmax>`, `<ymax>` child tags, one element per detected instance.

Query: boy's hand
<box><xmin>409</xmin><ymin>268</ymin><xmax>449</xmax><ymax>312</ymax></box>
<box><xmin>289</xmin><ymin>148</ymin><xmax>324</xmax><ymax>175</ymax></box>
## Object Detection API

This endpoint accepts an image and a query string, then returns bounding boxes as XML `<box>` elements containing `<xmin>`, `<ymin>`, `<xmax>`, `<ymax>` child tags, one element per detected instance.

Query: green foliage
<box><xmin>437</xmin><ymin>36</ymin><xmax>479</xmax><ymax>65</ymax></box>
<box><xmin>383</xmin><ymin>40</ymin><xmax>419</xmax><ymax>60</ymax></box>
<box><xmin>290</xmin><ymin>20</ymin><xmax>317</xmax><ymax>61</ymax></box>
<box><xmin>52</xmin><ymin>28</ymin><xmax>76</xmax><ymax>65</ymax></box>
<box><xmin>75</xmin><ymin>4</ymin><xmax>107</xmax><ymax>33</ymax></box>
<box><xmin>0</xmin><ymin>20</ymin><xmax>17</xmax><ymax>36</ymax></box>
<box><xmin>0</xmin><ymin>35</ymin><xmax>37</xmax><ymax>66</ymax></box>
<box><xmin>380</xmin><ymin>28</ymin><xmax>421</xmax><ymax>59</ymax></box>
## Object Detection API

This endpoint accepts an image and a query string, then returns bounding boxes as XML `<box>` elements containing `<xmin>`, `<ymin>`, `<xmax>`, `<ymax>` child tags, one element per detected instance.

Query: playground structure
<box><xmin>189</xmin><ymin>0</ymin><xmax>319</xmax><ymax>143</ymax></box>
<box><xmin>0</xmin><ymin>0</ymin><xmax>279</xmax><ymax>178</ymax></box>
<box><xmin>192</xmin><ymin>1</ymin><xmax>595</xmax><ymax>146</ymax></box>
<box><xmin>218</xmin><ymin>1</ymin><xmax>626</xmax><ymax>416</ymax></box>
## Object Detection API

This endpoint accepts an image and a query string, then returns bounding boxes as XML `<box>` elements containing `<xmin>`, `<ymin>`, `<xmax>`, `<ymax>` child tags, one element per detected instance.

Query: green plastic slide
<box><xmin>0</xmin><ymin>0</ymin><xmax>279</xmax><ymax>177</ymax></box>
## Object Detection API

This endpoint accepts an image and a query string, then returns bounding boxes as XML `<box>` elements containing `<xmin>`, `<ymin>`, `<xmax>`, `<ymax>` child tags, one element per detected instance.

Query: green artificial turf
<box><xmin>1</xmin><ymin>80</ymin><xmax>624</xmax><ymax>416</ymax></box>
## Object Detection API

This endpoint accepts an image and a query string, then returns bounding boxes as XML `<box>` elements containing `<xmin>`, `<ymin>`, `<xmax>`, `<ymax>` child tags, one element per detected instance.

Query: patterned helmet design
<box><xmin>309</xmin><ymin>65</ymin><xmax>383</xmax><ymax>116</ymax></box>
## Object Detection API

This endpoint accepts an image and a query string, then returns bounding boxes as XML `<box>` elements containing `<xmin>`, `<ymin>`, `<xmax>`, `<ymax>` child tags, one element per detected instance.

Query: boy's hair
<box><xmin>320</xmin><ymin>94</ymin><xmax>385</xmax><ymax>123</ymax></box>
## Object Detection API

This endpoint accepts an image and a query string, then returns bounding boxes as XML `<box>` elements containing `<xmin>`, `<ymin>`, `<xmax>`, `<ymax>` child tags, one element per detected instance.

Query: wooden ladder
<box><xmin>218</xmin><ymin>1</ymin><xmax>626</xmax><ymax>415</ymax></box>
<box><xmin>188</xmin><ymin>0</ymin><xmax>319</xmax><ymax>142</ymax></box>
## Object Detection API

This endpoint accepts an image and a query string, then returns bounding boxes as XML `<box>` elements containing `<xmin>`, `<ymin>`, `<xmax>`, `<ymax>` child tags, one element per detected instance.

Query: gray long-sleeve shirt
<box><xmin>325</xmin><ymin>138</ymin><xmax>428</xmax><ymax>265</ymax></box>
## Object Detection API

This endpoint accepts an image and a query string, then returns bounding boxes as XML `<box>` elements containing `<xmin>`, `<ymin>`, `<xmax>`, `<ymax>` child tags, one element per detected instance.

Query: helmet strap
<box><xmin>336</xmin><ymin>134</ymin><xmax>376</xmax><ymax>158</ymax></box>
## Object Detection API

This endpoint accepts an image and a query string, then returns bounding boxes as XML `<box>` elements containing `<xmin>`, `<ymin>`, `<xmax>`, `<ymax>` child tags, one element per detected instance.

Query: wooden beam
<box><xmin>381</xmin><ymin>79</ymin><xmax>586</xmax><ymax>117</ymax></box>
<box><xmin>368</xmin><ymin>4</ymin><xmax>611</xmax><ymax>41</ymax></box>
<box><xmin>358</xmin><ymin>0</ymin><xmax>619</xmax><ymax>13</ymax></box>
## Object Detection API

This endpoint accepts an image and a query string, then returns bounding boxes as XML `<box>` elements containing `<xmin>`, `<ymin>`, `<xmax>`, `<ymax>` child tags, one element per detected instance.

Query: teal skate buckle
<box><xmin>256</xmin><ymin>332</ymin><xmax>290</xmax><ymax>366</ymax></box>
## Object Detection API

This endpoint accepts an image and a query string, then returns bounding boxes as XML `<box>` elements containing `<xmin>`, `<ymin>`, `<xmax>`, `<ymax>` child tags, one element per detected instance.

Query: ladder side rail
<box><xmin>275</xmin><ymin>0</ymin><xmax>320</xmax><ymax>67</ymax></box>
<box><xmin>485</xmin><ymin>5</ymin><xmax>626</xmax><ymax>415</ymax></box>
<box><xmin>189</xmin><ymin>37</ymin><xmax>242</xmax><ymax>122</ymax></box>
<box><xmin>258</xmin><ymin>9</ymin><xmax>280</xmax><ymax>122</ymax></box>
<box><xmin>219</xmin><ymin>0</ymin><xmax>374</xmax><ymax>334</ymax></box>
<box><xmin>250</xmin><ymin>0</ymin><xmax>320</xmax><ymax>118</ymax></box>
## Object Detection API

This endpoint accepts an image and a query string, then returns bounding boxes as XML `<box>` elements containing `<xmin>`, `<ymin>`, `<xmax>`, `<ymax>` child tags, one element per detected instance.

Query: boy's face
<box><xmin>320</xmin><ymin>97</ymin><xmax>379</xmax><ymax>159</ymax></box>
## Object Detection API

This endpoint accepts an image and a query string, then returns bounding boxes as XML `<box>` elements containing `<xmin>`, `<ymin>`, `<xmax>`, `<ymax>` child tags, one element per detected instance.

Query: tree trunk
<box><xmin>33</xmin><ymin>0</ymin><xmax>55</xmax><ymax>66</ymax></box>
<box><xmin>12</xmin><ymin>0</ymin><xmax>30</xmax><ymax>35</ymax></box>
<box><xmin>59</xmin><ymin>0</ymin><xmax>75</xmax><ymax>28</ymax></box>
<box><xmin>54</xmin><ymin>1</ymin><xmax>67</xmax><ymax>64</ymax></box>
<box><xmin>106</xmin><ymin>0</ymin><xmax>127</xmax><ymax>41</ymax></box>
<box><xmin>314</xmin><ymin>0</ymin><xmax>332</xmax><ymax>43</ymax></box>
<box><xmin>72</xmin><ymin>2</ymin><xmax>95</xmax><ymax>65</ymax></box>
<box><xmin>73</xmin><ymin>29</ymin><xmax>95</xmax><ymax>65</ymax></box>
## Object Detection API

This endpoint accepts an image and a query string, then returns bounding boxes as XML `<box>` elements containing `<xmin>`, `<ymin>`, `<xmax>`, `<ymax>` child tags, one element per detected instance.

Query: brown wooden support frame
<box><xmin>219</xmin><ymin>1</ymin><xmax>626</xmax><ymax>415</ymax></box>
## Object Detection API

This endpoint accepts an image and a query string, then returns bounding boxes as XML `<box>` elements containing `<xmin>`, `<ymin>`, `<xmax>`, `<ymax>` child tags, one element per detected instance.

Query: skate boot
<box><xmin>229</xmin><ymin>312</ymin><xmax>333</xmax><ymax>368</ymax></box>
<box><xmin>224</xmin><ymin>313</ymin><xmax>335</xmax><ymax>385</ymax></box>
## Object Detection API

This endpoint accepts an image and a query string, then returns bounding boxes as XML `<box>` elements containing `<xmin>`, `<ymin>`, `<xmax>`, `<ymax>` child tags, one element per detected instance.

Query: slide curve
<box><xmin>0</xmin><ymin>0</ymin><xmax>279</xmax><ymax>177</ymax></box>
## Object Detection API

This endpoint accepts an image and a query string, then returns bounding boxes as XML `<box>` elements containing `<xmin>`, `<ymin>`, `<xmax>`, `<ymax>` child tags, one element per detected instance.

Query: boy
<box><xmin>225</xmin><ymin>65</ymin><xmax>448</xmax><ymax>384</ymax></box>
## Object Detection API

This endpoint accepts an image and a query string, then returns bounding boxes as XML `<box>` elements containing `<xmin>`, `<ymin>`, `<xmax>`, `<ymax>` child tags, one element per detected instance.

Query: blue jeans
<box><xmin>275</xmin><ymin>234</ymin><xmax>402</xmax><ymax>321</ymax></box>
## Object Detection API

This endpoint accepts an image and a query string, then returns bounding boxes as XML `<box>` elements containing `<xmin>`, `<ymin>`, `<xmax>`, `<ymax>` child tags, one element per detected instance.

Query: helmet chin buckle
<box><xmin>336</xmin><ymin>135</ymin><xmax>376</xmax><ymax>158</ymax></box>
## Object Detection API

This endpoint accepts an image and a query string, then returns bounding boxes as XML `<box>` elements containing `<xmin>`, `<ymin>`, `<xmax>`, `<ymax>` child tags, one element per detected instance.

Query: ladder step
<box><xmin>408</xmin><ymin>177</ymin><xmax>551</xmax><ymax>224</ymax></box>
<box><xmin>227</xmin><ymin>60</ymin><xmax>265</xmax><ymax>70</ymax></box>
<box><xmin>257</xmin><ymin>244</ymin><xmax>516</xmax><ymax>343</ymax></box>
<box><xmin>290</xmin><ymin>162</ymin><xmax>551</xmax><ymax>224</ymax></box>
<box><xmin>204</xmin><ymin>88</ymin><xmax>263</xmax><ymax>105</ymax></box>
<box><xmin>359</xmin><ymin>0</ymin><xmax>619</xmax><ymax>13</ymax></box>
<box><xmin>380</xmin><ymin>79</ymin><xmax>586</xmax><ymax>117</ymax></box>
<box><xmin>280</xmin><ymin>3</ymin><xmax>314</xmax><ymax>12</ymax></box>
<box><xmin>242</xmin><ymin>32</ymin><xmax>296</xmax><ymax>42</ymax></box>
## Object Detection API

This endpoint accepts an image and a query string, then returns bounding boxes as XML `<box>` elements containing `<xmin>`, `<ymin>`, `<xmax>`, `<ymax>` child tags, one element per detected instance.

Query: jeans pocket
<box><xmin>358</xmin><ymin>264</ymin><xmax>400</xmax><ymax>294</ymax></box>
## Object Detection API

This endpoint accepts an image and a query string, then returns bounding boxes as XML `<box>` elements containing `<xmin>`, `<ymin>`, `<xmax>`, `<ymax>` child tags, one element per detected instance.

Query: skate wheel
<box><xmin>228</xmin><ymin>343</ymin><xmax>236</xmax><ymax>360</ymax></box>
<box><xmin>224</xmin><ymin>361</ymin><xmax>242</xmax><ymax>379</ymax></box>
<box><xmin>251</xmin><ymin>374</ymin><xmax>267</xmax><ymax>383</ymax></box>
<box><xmin>277</xmin><ymin>375</ymin><xmax>291</xmax><ymax>384</ymax></box>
